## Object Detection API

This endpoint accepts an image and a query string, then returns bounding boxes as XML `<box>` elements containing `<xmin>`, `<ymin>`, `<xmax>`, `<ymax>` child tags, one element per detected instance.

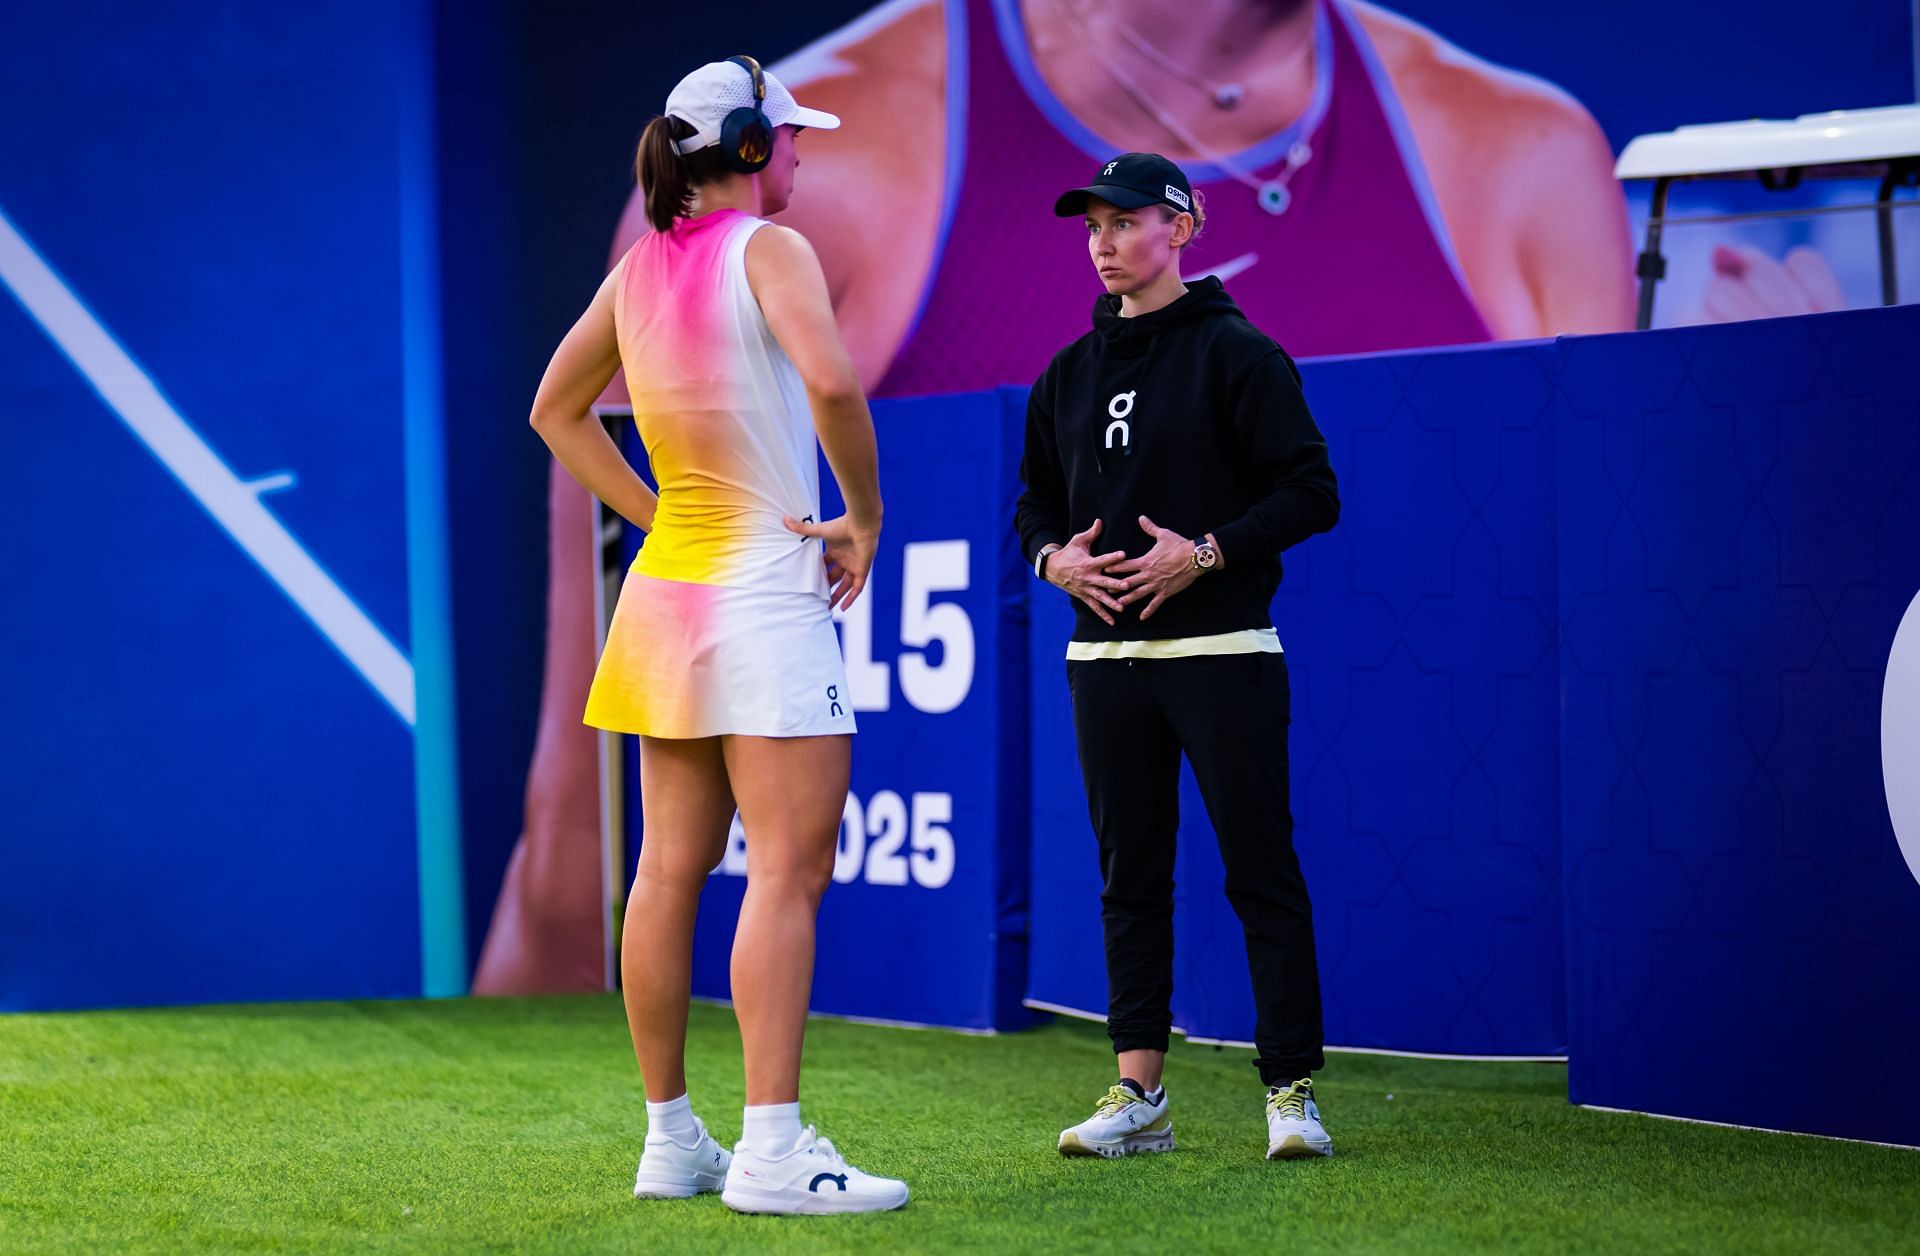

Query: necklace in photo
<box><xmin>1096</xmin><ymin>2</ymin><xmax>1315</xmax><ymax>113</ymax></box>
<box><xmin>1057</xmin><ymin>1</ymin><xmax>1318</xmax><ymax>216</ymax></box>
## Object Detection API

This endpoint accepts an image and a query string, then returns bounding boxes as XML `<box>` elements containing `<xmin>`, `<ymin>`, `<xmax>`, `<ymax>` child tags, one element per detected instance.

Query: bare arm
<box><xmin>764</xmin><ymin>0</ymin><xmax>945</xmax><ymax>392</ymax></box>
<box><xmin>747</xmin><ymin>224</ymin><xmax>882</xmax><ymax>529</ymax></box>
<box><xmin>528</xmin><ymin>263</ymin><xmax>658</xmax><ymax>530</ymax></box>
<box><xmin>1505</xmin><ymin>100</ymin><xmax>1635</xmax><ymax>335</ymax></box>
<box><xmin>1352</xmin><ymin>3</ymin><xmax>1633</xmax><ymax>337</ymax></box>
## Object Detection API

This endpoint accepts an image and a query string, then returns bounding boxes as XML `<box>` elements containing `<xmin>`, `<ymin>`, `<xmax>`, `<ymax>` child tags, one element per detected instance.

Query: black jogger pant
<box><xmin>1067</xmin><ymin>650</ymin><xmax>1324</xmax><ymax>1087</ymax></box>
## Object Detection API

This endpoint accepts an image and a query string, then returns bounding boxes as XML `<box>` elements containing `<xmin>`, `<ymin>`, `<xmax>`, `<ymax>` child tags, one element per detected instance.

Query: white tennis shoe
<box><xmin>1058</xmin><ymin>1081</ymin><xmax>1174</xmax><ymax>1157</ymax></box>
<box><xmin>633</xmin><ymin>1116</ymin><xmax>731</xmax><ymax>1198</ymax></box>
<box><xmin>1265</xmin><ymin>1078</ymin><xmax>1334</xmax><ymax>1159</ymax></box>
<box><xmin>721</xmin><ymin>1126</ymin><xmax>910</xmax><ymax>1215</ymax></box>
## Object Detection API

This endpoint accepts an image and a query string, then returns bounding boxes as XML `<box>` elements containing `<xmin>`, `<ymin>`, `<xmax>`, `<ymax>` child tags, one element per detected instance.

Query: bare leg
<box><xmin>623</xmin><ymin>735</ymin><xmax>735</xmax><ymax>1102</ymax></box>
<box><xmin>723</xmin><ymin>734</ymin><xmax>850</xmax><ymax>1106</ymax></box>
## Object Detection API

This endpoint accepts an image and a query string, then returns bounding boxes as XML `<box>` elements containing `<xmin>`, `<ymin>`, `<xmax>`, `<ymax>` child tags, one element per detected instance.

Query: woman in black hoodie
<box><xmin>1016</xmin><ymin>152</ymin><xmax>1342</xmax><ymax>1163</ymax></box>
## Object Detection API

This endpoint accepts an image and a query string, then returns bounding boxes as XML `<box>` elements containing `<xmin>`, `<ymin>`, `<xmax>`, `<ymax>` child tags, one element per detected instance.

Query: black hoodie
<box><xmin>1015</xmin><ymin>277</ymin><xmax>1340</xmax><ymax>644</ymax></box>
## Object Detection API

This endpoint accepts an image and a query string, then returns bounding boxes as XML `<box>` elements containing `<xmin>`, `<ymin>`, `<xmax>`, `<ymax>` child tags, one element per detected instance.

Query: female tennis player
<box><xmin>527</xmin><ymin>57</ymin><xmax>907</xmax><ymax>1216</ymax></box>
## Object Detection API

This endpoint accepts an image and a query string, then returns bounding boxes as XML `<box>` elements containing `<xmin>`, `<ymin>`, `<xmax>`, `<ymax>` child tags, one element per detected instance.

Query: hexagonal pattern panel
<box><xmin>1027</xmin><ymin>305</ymin><xmax>1920</xmax><ymax>1139</ymax></box>
<box><xmin>1559</xmin><ymin>306</ymin><xmax>1920</xmax><ymax>1145</ymax></box>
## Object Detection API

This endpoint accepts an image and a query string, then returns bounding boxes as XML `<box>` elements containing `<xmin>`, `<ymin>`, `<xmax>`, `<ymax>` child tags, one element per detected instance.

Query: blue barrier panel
<box><xmin>1558</xmin><ymin>307</ymin><xmax>1920</xmax><ymax>1145</ymax></box>
<box><xmin>1176</xmin><ymin>346</ymin><xmax>1567</xmax><ymax>1056</ymax></box>
<box><xmin>0</xmin><ymin>4</ymin><xmax>433</xmax><ymax>1010</ymax></box>
<box><xmin>1026</xmin><ymin>344</ymin><xmax>1568</xmax><ymax>1057</ymax></box>
<box><xmin>678</xmin><ymin>390</ymin><xmax>1033</xmax><ymax>1031</ymax></box>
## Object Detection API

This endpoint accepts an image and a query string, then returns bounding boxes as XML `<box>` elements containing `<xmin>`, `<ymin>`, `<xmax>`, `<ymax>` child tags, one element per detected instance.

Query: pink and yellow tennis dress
<box><xmin>584</xmin><ymin>208</ymin><xmax>854</xmax><ymax>739</ymax></box>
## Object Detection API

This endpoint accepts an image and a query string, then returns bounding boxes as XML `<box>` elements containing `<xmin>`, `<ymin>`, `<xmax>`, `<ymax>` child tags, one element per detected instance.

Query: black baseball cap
<box><xmin>1054</xmin><ymin>152</ymin><xmax>1195</xmax><ymax>218</ymax></box>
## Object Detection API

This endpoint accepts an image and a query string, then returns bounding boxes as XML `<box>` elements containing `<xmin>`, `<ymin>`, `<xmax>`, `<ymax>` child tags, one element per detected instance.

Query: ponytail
<box><xmin>637</xmin><ymin>115</ymin><xmax>731</xmax><ymax>233</ymax></box>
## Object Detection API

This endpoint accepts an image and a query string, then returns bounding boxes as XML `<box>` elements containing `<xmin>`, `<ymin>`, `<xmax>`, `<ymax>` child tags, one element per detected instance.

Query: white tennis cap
<box><xmin>665</xmin><ymin>60</ymin><xmax>842</xmax><ymax>156</ymax></box>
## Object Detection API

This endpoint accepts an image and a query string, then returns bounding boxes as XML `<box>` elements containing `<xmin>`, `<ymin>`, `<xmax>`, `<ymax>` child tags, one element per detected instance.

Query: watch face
<box><xmin>1195</xmin><ymin>544</ymin><xmax>1218</xmax><ymax>569</ymax></box>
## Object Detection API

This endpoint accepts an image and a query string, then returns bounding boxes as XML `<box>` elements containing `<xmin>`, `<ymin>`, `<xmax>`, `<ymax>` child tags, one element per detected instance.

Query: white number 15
<box><xmin>837</xmin><ymin>539</ymin><xmax>975</xmax><ymax>714</ymax></box>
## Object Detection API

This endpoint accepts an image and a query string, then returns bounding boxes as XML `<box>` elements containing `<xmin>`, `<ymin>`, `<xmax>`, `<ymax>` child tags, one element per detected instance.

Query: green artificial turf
<box><xmin>2</xmin><ymin>996</ymin><xmax>1915</xmax><ymax>1253</ymax></box>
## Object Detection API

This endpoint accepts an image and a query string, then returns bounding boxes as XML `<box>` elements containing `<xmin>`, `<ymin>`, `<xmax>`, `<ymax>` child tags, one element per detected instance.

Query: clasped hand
<box><xmin>1047</xmin><ymin>516</ymin><xmax>1202</xmax><ymax>625</ymax></box>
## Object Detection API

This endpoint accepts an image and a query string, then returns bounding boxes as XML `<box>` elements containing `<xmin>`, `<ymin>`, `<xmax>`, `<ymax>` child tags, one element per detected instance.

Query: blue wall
<box><xmin>1557</xmin><ymin>310</ymin><xmax>1920</xmax><ymax>1145</ymax></box>
<box><xmin>1</xmin><ymin>3</ymin><xmax>428</xmax><ymax>1008</ymax></box>
<box><xmin>0</xmin><ymin>0</ymin><xmax>891</xmax><ymax>1008</ymax></box>
<box><xmin>1184</xmin><ymin>344</ymin><xmax>1566</xmax><ymax>1056</ymax></box>
<box><xmin>1029</xmin><ymin>343</ymin><xmax>1568</xmax><ymax>1057</ymax></box>
<box><xmin>1026</xmin><ymin>304</ymin><xmax>1920</xmax><ymax>1143</ymax></box>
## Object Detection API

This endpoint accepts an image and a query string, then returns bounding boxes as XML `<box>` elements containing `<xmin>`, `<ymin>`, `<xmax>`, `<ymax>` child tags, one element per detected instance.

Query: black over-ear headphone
<box><xmin>720</xmin><ymin>55</ymin><xmax>773</xmax><ymax>174</ymax></box>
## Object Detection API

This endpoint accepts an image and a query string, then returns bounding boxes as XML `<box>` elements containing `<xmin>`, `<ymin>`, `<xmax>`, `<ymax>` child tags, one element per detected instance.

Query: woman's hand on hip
<box><xmin>1046</xmin><ymin>519</ymin><xmax>1129</xmax><ymax>626</ymax></box>
<box><xmin>787</xmin><ymin>514</ymin><xmax>880</xmax><ymax>612</ymax></box>
<box><xmin>1111</xmin><ymin>516</ymin><xmax>1202</xmax><ymax>622</ymax></box>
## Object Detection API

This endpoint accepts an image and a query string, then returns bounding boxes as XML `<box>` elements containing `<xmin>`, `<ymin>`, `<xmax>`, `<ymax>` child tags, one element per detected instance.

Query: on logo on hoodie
<box><xmin>1105</xmin><ymin>390</ymin><xmax>1136</xmax><ymax>452</ymax></box>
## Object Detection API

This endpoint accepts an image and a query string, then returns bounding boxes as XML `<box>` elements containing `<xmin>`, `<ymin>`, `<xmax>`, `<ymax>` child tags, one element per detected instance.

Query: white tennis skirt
<box><xmin>583</xmin><ymin>572</ymin><xmax>856</xmax><ymax>739</ymax></box>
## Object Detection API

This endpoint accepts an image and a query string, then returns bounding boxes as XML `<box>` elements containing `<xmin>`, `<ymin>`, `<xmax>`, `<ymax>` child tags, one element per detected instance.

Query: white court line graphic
<box><xmin>0</xmin><ymin>204</ymin><xmax>416</xmax><ymax>726</ymax></box>
<box><xmin>1186</xmin><ymin>251</ymin><xmax>1259</xmax><ymax>285</ymax></box>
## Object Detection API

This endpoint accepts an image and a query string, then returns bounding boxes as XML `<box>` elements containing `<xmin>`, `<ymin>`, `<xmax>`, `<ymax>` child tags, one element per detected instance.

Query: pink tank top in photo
<box><xmin>875</xmin><ymin>0</ymin><xmax>1493</xmax><ymax>397</ymax></box>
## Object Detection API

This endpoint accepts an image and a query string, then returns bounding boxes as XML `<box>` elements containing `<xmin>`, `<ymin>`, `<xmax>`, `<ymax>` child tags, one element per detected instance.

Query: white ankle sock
<box><xmin>741</xmin><ymin>1101</ymin><xmax>803</xmax><ymax>1158</ymax></box>
<box><xmin>645</xmin><ymin>1093</ymin><xmax>700</xmax><ymax>1147</ymax></box>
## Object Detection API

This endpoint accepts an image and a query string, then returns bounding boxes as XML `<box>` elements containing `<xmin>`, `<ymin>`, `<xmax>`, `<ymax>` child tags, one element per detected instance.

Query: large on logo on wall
<box><xmin>1888</xmin><ymin>589</ymin><xmax>1920</xmax><ymax>891</ymax></box>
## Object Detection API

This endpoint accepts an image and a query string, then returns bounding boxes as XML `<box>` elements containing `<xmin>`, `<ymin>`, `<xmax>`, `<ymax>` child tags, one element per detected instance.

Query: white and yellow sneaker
<box><xmin>1058</xmin><ymin>1081</ymin><xmax>1174</xmax><ymax>1158</ymax></box>
<box><xmin>1265</xmin><ymin>1078</ymin><xmax>1334</xmax><ymax>1159</ymax></box>
<box><xmin>721</xmin><ymin>1126</ymin><xmax>910</xmax><ymax>1215</ymax></box>
<box><xmin>632</xmin><ymin>1116</ymin><xmax>731</xmax><ymax>1198</ymax></box>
